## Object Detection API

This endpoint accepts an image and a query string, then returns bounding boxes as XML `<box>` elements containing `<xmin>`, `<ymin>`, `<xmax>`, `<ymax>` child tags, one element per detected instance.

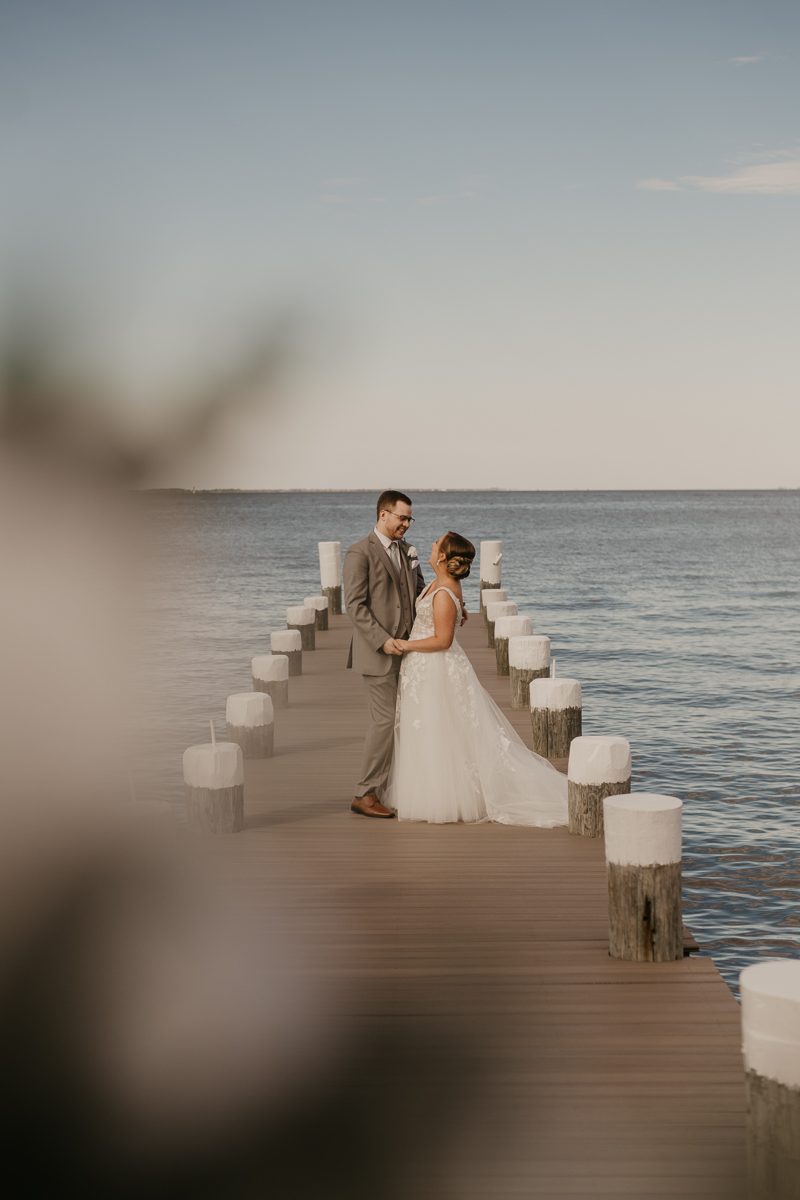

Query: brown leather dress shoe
<box><xmin>351</xmin><ymin>793</ymin><xmax>395</xmax><ymax>818</ymax></box>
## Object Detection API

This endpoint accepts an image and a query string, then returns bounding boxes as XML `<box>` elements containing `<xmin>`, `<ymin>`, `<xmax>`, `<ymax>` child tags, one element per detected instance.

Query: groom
<box><xmin>344</xmin><ymin>490</ymin><xmax>426</xmax><ymax>817</ymax></box>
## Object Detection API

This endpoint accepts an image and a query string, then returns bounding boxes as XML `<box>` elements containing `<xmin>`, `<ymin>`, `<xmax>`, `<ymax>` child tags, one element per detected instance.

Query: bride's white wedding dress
<box><xmin>384</xmin><ymin>584</ymin><xmax>569</xmax><ymax>825</ymax></box>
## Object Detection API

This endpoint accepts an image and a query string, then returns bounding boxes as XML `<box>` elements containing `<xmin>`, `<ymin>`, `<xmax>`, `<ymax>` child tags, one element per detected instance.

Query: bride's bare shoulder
<box><xmin>432</xmin><ymin>581</ymin><xmax>463</xmax><ymax>603</ymax></box>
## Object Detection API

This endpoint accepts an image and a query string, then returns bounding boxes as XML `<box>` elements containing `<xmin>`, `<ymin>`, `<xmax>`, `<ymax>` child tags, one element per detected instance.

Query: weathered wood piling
<box><xmin>226</xmin><ymin>691</ymin><xmax>275</xmax><ymax>759</ymax></box>
<box><xmin>481</xmin><ymin>587</ymin><xmax>507</xmax><ymax>621</ymax></box>
<box><xmin>486</xmin><ymin>600</ymin><xmax>517</xmax><ymax>649</ymax></box>
<box><xmin>741</xmin><ymin>961</ymin><xmax>800</xmax><ymax>1200</ymax></box>
<box><xmin>479</xmin><ymin>540</ymin><xmax>503</xmax><ymax>606</ymax></box>
<box><xmin>183</xmin><ymin>731</ymin><xmax>244</xmax><ymax>833</ymax></box>
<box><xmin>271</xmin><ymin>629</ymin><xmax>302</xmax><ymax>675</ymax></box>
<box><xmin>252</xmin><ymin>653</ymin><xmax>289</xmax><ymax>708</ymax></box>
<box><xmin>318</xmin><ymin>540</ymin><xmax>342</xmax><ymax>614</ymax></box>
<box><xmin>530</xmin><ymin>676</ymin><xmax>581</xmax><ymax>756</ymax></box>
<box><xmin>509</xmin><ymin>635</ymin><xmax>550</xmax><ymax>708</ymax></box>
<box><xmin>287</xmin><ymin>604</ymin><xmax>316</xmax><ymax>650</ymax></box>
<box><xmin>567</xmin><ymin>735</ymin><xmax>631</xmax><ymax>837</ymax></box>
<box><xmin>304</xmin><ymin>594</ymin><xmax>329</xmax><ymax>631</ymax></box>
<box><xmin>494</xmin><ymin>614</ymin><xmax>533</xmax><ymax>675</ymax></box>
<box><xmin>603</xmin><ymin>793</ymin><xmax>683</xmax><ymax>963</ymax></box>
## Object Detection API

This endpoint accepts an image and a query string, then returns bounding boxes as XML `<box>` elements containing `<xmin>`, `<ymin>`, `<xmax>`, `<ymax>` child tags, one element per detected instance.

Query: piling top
<box><xmin>183</xmin><ymin>741</ymin><xmax>244</xmax><ymax>789</ymax></box>
<box><xmin>479</xmin><ymin>540</ymin><xmax>502</xmax><ymax>566</ymax></box>
<box><xmin>226</xmin><ymin>691</ymin><xmax>274</xmax><ymax>727</ymax></box>
<box><xmin>603</xmin><ymin>794</ymin><xmax>682</xmax><ymax>867</ymax></box>
<box><xmin>509</xmin><ymin>635</ymin><xmax>549</xmax><ymax>671</ymax></box>
<box><xmin>495</xmin><ymin>615</ymin><xmax>533</xmax><ymax>640</ymax></box>
<box><xmin>741</xmin><ymin>961</ymin><xmax>800</xmax><ymax>1089</ymax></box>
<box><xmin>287</xmin><ymin>605</ymin><xmax>315</xmax><ymax>625</ymax></box>
<box><xmin>529</xmin><ymin>676</ymin><xmax>579</xmax><ymax>709</ymax></box>
<box><xmin>567</xmin><ymin>735</ymin><xmax>631</xmax><ymax>785</ymax></box>
<box><xmin>479</xmin><ymin>541</ymin><xmax>503</xmax><ymax>585</ymax></box>
<box><xmin>303</xmin><ymin>595</ymin><xmax>329</xmax><ymax>611</ymax></box>
<box><xmin>487</xmin><ymin>600</ymin><xmax>517</xmax><ymax>622</ymax></box>
<box><xmin>271</xmin><ymin>630</ymin><xmax>302</xmax><ymax>652</ymax></box>
<box><xmin>481</xmin><ymin>588</ymin><xmax>507</xmax><ymax>605</ymax></box>
<box><xmin>252</xmin><ymin>653</ymin><xmax>289</xmax><ymax>681</ymax></box>
<box><xmin>319</xmin><ymin>541</ymin><xmax>342</xmax><ymax>588</ymax></box>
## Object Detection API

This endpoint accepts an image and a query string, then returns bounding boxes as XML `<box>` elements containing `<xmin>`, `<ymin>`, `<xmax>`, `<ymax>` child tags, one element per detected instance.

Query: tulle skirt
<box><xmin>384</xmin><ymin>639</ymin><xmax>568</xmax><ymax>826</ymax></box>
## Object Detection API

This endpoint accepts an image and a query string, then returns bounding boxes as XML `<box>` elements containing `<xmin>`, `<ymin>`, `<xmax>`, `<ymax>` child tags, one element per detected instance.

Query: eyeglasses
<box><xmin>385</xmin><ymin>511</ymin><xmax>414</xmax><ymax>524</ymax></box>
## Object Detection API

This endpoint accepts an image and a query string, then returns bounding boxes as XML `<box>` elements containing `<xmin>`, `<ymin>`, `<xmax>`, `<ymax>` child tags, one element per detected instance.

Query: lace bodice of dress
<box><xmin>409</xmin><ymin>584</ymin><xmax>460</xmax><ymax>641</ymax></box>
<box><xmin>400</xmin><ymin>581</ymin><xmax>474</xmax><ymax>718</ymax></box>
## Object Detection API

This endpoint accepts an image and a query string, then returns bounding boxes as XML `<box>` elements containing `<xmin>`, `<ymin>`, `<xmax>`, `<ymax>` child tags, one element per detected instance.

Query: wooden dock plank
<box><xmin>197</xmin><ymin>610</ymin><xmax>746</xmax><ymax>1197</ymax></box>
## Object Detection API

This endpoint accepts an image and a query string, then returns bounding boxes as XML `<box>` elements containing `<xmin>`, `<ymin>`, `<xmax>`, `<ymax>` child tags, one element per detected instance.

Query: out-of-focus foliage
<box><xmin>0</xmin><ymin>307</ymin><xmax>290</xmax><ymax>482</ymax></box>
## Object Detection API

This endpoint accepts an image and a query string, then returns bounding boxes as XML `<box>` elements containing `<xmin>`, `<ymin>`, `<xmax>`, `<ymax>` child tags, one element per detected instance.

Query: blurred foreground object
<box><xmin>0</xmin><ymin>448</ymin><xmax>134</xmax><ymax>817</ymax></box>
<box><xmin>0</xmin><ymin>306</ymin><xmax>290</xmax><ymax>484</ymax></box>
<box><xmin>0</xmin><ymin>302</ymin><xmax>288</xmax><ymax>817</ymax></box>
<box><xmin>0</xmin><ymin>309</ymin><xmax>468</xmax><ymax>1198</ymax></box>
<box><xmin>0</xmin><ymin>823</ymin><xmax>466</xmax><ymax>1198</ymax></box>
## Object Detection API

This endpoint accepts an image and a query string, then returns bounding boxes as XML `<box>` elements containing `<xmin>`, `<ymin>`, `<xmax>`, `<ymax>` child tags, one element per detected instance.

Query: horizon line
<box><xmin>137</xmin><ymin>486</ymin><xmax>800</xmax><ymax>494</ymax></box>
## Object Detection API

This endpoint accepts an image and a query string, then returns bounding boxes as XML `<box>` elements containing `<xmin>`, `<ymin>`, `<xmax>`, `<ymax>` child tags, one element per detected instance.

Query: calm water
<box><xmin>135</xmin><ymin>490</ymin><xmax>800</xmax><ymax>994</ymax></box>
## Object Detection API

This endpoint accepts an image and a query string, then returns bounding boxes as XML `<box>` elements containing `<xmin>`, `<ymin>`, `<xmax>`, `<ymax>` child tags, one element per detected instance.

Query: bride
<box><xmin>384</xmin><ymin>532</ymin><xmax>568</xmax><ymax>825</ymax></box>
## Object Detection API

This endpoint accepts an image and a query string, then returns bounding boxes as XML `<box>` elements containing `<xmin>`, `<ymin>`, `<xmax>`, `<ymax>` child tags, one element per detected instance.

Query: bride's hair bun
<box><xmin>439</xmin><ymin>531</ymin><xmax>475</xmax><ymax>579</ymax></box>
<box><xmin>446</xmin><ymin>555</ymin><xmax>470</xmax><ymax>579</ymax></box>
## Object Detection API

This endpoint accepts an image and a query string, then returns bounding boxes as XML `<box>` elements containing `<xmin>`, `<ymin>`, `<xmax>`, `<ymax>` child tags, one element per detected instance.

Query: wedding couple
<box><xmin>344</xmin><ymin>491</ymin><xmax>568</xmax><ymax>825</ymax></box>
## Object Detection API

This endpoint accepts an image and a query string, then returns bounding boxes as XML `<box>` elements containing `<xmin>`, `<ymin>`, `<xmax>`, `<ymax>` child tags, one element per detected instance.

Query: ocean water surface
<box><xmin>135</xmin><ymin>490</ymin><xmax>800</xmax><ymax>994</ymax></box>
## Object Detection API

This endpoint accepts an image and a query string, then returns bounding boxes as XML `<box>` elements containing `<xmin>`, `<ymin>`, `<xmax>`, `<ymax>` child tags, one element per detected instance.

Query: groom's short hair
<box><xmin>376</xmin><ymin>490</ymin><xmax>412</xmax><ymax>520</ymax></box>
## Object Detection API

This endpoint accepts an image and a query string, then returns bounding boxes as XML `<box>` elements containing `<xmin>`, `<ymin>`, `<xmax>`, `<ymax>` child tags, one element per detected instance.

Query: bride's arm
<box><xmin>395</xmin><ymin>591</ymin><xmax>457</xmax><ymax>653</ymax></box>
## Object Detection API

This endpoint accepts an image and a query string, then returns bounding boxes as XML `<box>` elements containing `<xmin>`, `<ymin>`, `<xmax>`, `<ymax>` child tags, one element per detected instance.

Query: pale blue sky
<box><xmin>2</xmin><ymin>1</ymin><xmax>799</xmax><ymax>487</ymax></box>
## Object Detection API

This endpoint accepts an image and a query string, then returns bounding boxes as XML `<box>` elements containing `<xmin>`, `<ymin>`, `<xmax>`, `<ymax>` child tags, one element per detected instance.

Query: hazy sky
<box><xmin>2</xmin><ymin>1</ymin><xmax>799</xmax><ymax>488</ymax></box>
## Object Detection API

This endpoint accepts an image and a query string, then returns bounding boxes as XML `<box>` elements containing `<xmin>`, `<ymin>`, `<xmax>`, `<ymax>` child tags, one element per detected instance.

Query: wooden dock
<box><xmin>201</xmin><ymin>612</ymin><xmax>747</xmax><ymax>1198</ymax></box>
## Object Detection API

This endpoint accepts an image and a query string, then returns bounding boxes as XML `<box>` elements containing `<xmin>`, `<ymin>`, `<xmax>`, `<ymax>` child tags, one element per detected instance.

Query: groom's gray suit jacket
<box><xmin>344</xmin><ymin>533</ymin><xmax>426</xmax><ymax>675</ymax></box>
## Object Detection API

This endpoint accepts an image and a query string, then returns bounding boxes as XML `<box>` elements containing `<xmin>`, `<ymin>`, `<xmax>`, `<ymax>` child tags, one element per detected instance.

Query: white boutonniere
<box><xmin>400</xmin><ymin>542</ymin><xmax>419</xmax><ymax>570</ymax></box>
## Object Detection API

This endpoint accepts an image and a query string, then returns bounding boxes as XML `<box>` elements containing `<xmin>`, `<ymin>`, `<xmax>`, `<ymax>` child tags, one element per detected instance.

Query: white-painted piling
<box><xmin>287</xmin><ymin>604</ymin><xmax>316</xmax><ymax>651</ymax></box>
<box><xmin>252</xmin><ymin>653</ymin><xmax>289</xmax><ymax>708</ymax></box>
<box><xmin>303</xmin><ymin>594</ymin><xmax>329</xmax><ymax>632</ymax></box>
<box><xmin>494</xmin><ymin>614</ymin><xmax>533</xmax><ymax>676</ymax></box>
<box><xmin>567</xmin><ymin>735</ymin><xmax>631</xmax><ymax>837</ymax></box>
<box><xmin>486</xmin><ymin>600</ymin><xmax>517</xmax><ymax>649</ymax></box>
<box><xmin>270</xmin><ymin>629</ymin><xmax>302</xmax><ymax>676</ymax></box>
<box><xmin>226</xmin><ymin>691</ymin><xmax>274</xmax><ymax>759</ymax></box>
<box><xmin>509</xmin><ymin>636</ymin><xmax>551</xmax><ymax>708</ymax></box>
<box><xmin>530</xmin><ymin>675</ymin><xmax>581</xmax><ymax>754</ymax></box>
<box><xmin>740</xmin><ymin>961</ymin><xmax>800</xmax><ymax>1197</ymax></box>
<box><xmin>603</xmin><ymin>794</ymin><xmax>683</xmax><ymax>962</ymax></box>
<box><xmin>481</xmin><ymin>587</ymin><xmax>507</xmax><ymax>624</ymax></box>
<box><xmin>183</xmin><ymin>738</ymin><xmax>244</xmax><ymax>833</ymax></box>
<box><xmin>479</xmin><ymin>540</ymin><xmax>503</xmax><ymax>608</ymax></box>
<box><xmin>319</xmin><ymin>541</ymin><xmax>342</xmax><ymax>614</ymax></box>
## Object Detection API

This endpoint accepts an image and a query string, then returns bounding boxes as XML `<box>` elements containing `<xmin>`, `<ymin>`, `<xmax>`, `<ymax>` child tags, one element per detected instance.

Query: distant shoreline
<box><xmin>138</xmin><ymin>487</ymin><xmax>800</xmax><ymax>494</ymax></box>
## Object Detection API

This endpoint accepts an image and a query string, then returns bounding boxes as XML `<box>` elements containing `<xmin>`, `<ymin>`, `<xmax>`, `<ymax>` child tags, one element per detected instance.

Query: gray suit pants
<box><xmin>356</xmin><ymin>670</ymin><xmax>400</xmax><ymax>799</ymax></box>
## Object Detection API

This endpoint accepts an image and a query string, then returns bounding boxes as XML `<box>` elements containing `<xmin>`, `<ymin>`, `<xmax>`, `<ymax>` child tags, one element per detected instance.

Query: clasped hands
<box><xmin>383</xmin><ymin>605</ymin><xmax>468</xmax><ymax>656</ymax></box>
